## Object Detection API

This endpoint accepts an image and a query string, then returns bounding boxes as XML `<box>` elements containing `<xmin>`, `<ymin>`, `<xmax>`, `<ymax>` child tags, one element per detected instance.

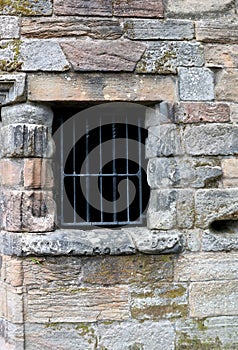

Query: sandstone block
<box><xmin>61</xmin><ymin>40</ymin><xmax>145</xmax><ymax>71</ymax></box>
<box><xmin>1</xmin><ymin>124</ymin><xmax>52</xmax><ymax>158</ymax></box>
<box><xmin>146</xmin><ymin>124</ymin><xmax>183</xmax><ymax>158</ymax></box>
<box><xmin>0</xmin><ymin>320</ymin><xmax>24</xmax><ymax>350</ymax></box>
<box><xmin>0</xmin><ymin>284</ymin><xmax>23</xmax><ymax>323</ymax></box>
<box><xmin>0</xmin><ymin>0</ymin><xmax>52</xmax><ymax>15</ymax></box>
<box><xmin>113</xmin><ymin>0</ymin><xmax>164</xmax><ymax>18</ymax></box>
<box><xmin>22</xmin><ymin>17</ymin><xmax>122</xmax><ymax>39</ymax></box>
<box><xmin>223</xmin><ymin>179</ymin><xmax>238</xmax><ymax>188</ymax></box>
<box><xmin>196</xmin><ymin>20</ymin><xmax>238</xmax><ymax>43</ymax></box>
<box><xmin>136</xmin><ymin>41</ymin><xmax>204</xmax><ymax>74</ymax></box>
<box><xmin>222</xmin><ymin>158</ymin><xmax>238</xmax><ymax>178</ymax></box>
<box><xmin>216</xmin><ymin>69</ymin><xmax>238</xmax><ymax>102</ymax></box>
<box><xmin>195</xmin><ymin>189</ymin><xmax>238</xmax><ymax>229</ymax></box>
<box><xmin>230</xmin><ymin>103</ymin><xmax>238</xmax><ymax>123</ymax></box>
<box><xmin>98</xmin><ymin>320</ymin><xmax>175</xmax><ymax>350</ymax></box>
<box><xmin>174</xmin><ymin>102</ymin><xmax>230</xmax><ymax>123</ymax></box>
<box><xmin>147</xmin><ymin>189</ymin><xmax>194</xmax><ymax>230</ymax></box>
<box><xmin>179</xmin><ymin>67</ymin><xmax>215</xmax><ymax>101</ymax></box>
<box><xmin>0</xmin><ymin>159</ymin><xmax>23</xmax><ymax>187</ymax></box>
<box><xmin>125</xmin><ymin>19</ymin><xmax>194</xmax><ymax>40</ymax></box>
<box><xmin>54</xmin><ymin>0</ymin><xmax>112</xmax><ymax>16</ymax></box>
<box><xmin>201</xmin><ymin>230</ymin><xmax>238</xmax><ymax>252</ymax></box>
<box><xmin>24</xmin><ymin>159</ymin><xmax>54</xmax><ymax>189</ymax></box>
<box><xmin>147</xmin><ymin>157</ymin><xmax>222</xmax><ymax>188</ymax></box>
<box><xmin>145</xmin><ymin>102</ymin><xmax>174</xmax><ymax>128</ymax></box>
<box><xmin>0</xmin><ymin>16</ymin><xmax>19</xmax><ymax>39</ymax></box>
<box><xmin>1</xmin><ymin>102</ymin><xmax>53</xmax><ymax>127</ymax></box>
<box><xmin>166</xmin><ymin>0</ymin><xmax>235</xmax><ymax>18</ymax></box>
<box><xmin>183</xmin><ymin>124</ymin><xmax>238</xmax><ymax>155</ymax></box>
<box><xmin>2</xmin><ymin>256</ymin><xmax>23</xmax><ymax>287</ymax></box>
<box><xmin>190</xmin><ymin>281</ymin><xmax>238</xmax><ymax>317</ymax></box>
<box><xmin>174</xmin><ymin>252</ymin><xmax>238</xmax><ymax>282</ymax></box>
<box><xmin>28</xmin><ymin>73</ymin><xmax>177</xmax><ymax>102</ymax></box>
<box><xmin>1</xmin><ymin>190</ymin><xmax>55</xmax><ymax>232</ymax></box>
<box><xmin>205</xmin><ymin>44</ymin><xmax>238</xmax><ymax>68</ymax></box>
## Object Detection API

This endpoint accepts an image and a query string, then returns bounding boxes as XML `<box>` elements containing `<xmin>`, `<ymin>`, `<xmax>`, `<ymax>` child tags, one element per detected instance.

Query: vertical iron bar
<box><xmin>60</xmin><ymin>116</ymin><xmax>64</xmax><ymax>225</ymax></box>
<box><xmin>99</xmin><ymin>117</ymin><xmax>103</xmax><ymax>222</ymax></box>
<box><xmin>126</xmin><ymin>117</ymin><xmax>130</xmax><ymax>223</ymax></box>
<box><xmin>112</xmin><ymin>122</ymin><xmax>117</xmax><ymax>222</ymax></box>
<box><xmin>86</xmin><ymin>119</ymin><xmax>90</xmax><ymax>223</ymax></box>
<box><xmin>73</xmin><ymin>117</ymin><xmax>76</xmax><ymax>223</ymax></box>
<box><xmin>138</xmin><ymin>118</ymin><xmax>143</xmax><ymax>223</ymax></box>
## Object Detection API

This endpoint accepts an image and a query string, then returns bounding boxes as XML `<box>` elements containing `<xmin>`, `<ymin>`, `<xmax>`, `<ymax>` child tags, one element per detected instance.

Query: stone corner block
<box><xmin>0</xmin><ymin>73</ymin><xmax>26</xmax><ymax>106</ymax></box>
<box><xmin>179</xmin><ymin>67</ymin><xmax>215</xmax><ymax>101</ymax></box>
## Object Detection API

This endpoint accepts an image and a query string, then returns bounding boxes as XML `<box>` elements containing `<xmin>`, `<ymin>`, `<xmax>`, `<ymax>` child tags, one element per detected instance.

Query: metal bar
<box><xmin>60</xmin><ymin>116</ymin><xmax>64</xmax><ymax>226</ymax></box>
<box><xmin>85</xmin><ymin>119</ymin><xmax>90</xmax><ymax>222</ymax></box>
<box><xmin>99</xmin><ymin>117</ymin><xmax>103</xmax><ymax>222</ymax></box>
<box><xmin>64</xmin><ymin>173</ymin><xmax>139</xmax><ymax>177</ymax></box>
<box><xmin>112</xmin><ymin>122</ymin><xmax>117</xmax><ymax>223</ymax></box>
<box><xmin>73</xmin><ymin>117</ymin><xmax>76</xmax><ymax>224</ymax></box>
<box><xmin>61</xmin><ymin>220</ymin><xmax>141</xmax><ymax>227</ymax></box>
<box><xmin>126</xmin><ymin>117</ymin><xmax>130</xmax><ymax>222</ymax></box>
<box><xmin>138</xmin><ymin>118</ymin><xmax>143</xmax><ymax>223</ymax></box>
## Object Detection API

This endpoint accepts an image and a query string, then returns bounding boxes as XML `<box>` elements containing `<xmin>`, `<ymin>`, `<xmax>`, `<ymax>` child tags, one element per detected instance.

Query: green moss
<box><xmin>0</xmin><ymin>0</ymin><xmax>34</xmax><ymax>15</ymax></box>
<box><xmin>160</xmin><ymin>285</ymin><xmax>186</xmax><ymax>299</ymax></box>
<box><xmin>0</xmin><ymin>39</ymin><xmax>23</xmax><ymax>72</ymax></box>
<box><xmin>196</xmin><ymin>319</ymin><xmax>208</xmax><ymax>331</ymax></box>
<box><xmin>177</xmin><ymin>333</ymin><xmax>223</xmax><ymax>350</ymax></box>
<box><xmin>132</xmin><ymin>303</ymin><xmax>187</xmax><ymax>320</ymax></box>
<box><xmin>129</xmin><ymin>343</ymin><xmax>144</xmax><ymax>350</ymax></box>
<box><xmin>75</xmin><ymin>324</ymin><xmax>95</xmax><ymax>337</ymax></box>
<box><xmin>45</xmin><ymin>323</ymin><xmax>62</xmax><ymax>331</ymax></box>
<box><xmin>29</xmin><ymin>257</ymin><xmax>44</xmax><ymax>265</ymax></box>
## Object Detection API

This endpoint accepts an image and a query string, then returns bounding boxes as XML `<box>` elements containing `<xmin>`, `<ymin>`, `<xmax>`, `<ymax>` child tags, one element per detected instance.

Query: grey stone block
<box><xmin>0</xmin><ymin>73</ymin><xmax>26</xmax><ymax>106</ymax></box>
<box><xmin>125</xmin><ymin>19</ymin><xmax>194</xmax><ymax>40</ymax></box>
<box><xmin>0</xmin><ymin>16</ymin><xmax>19</xmax><ymax>39</ymax></box>
<box><xmin>183</xmin><ymin>124</ymin><xmax>238</xmax><ymax>155</ymax></box>
<box><xmin>179</xmin><ymin>67</ymin><xmax>215</xmax><ymax>100</ymax></box>
<box><xmin>136</xmin><ymin>41</ymin><xmax>204</xmax><ymax>74</ymax></box>
<box><xmin>145</xmin><ymin>102</ymin><xmax>174</xmax><ymax>128</ymax></box>
<box><xmin>146</xmin><ymin>124</ymin><xmax>183</xmax><ymax>158</ymax></box>
<box><xmin>0</xmin><ymin>0</ymin><xmax>52</xmax><ymax>16</ymax></box>
<box><xmin>201</xmin><ymin>230</ymin><xmax>238</xmax><ymax>252</ymax></box>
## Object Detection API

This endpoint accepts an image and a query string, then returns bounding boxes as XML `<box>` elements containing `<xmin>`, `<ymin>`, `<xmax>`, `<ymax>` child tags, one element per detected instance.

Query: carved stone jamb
<box><xmin>0</xmin><ymin>102</ymin><xmax>56</xmax><ymax>233</ymax></box>
<box><xmin>0</xmin><ymin>73</ymin><xmax>26</xmax><ymax>106</ymax></box>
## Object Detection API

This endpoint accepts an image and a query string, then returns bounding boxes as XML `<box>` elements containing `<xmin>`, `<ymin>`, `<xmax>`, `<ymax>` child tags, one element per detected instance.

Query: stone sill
<box><xmin>0</xmin><ymin>228</ymin><xmax>183</xmax><ymax>257</ymax></box>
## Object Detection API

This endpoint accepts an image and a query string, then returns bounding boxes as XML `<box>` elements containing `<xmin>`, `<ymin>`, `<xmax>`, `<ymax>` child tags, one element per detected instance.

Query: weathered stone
<box><xmin>190</xmin><ymin>281</ymin><xmax>238</xmax><ymax>317</ymax></box>
<box><xmin>195</xmin><ymin>189</ymin><xmax>238</xmax><ymax>229</ymax></box>
<box><xmin>26</xmin><ymin>285</ymin><xmax>129</xmax><ymax>322</ymax></box>
<box><xmin>0</xmin><ymin>284</ymin><xmax>23</xmax><ymax>323</ymax></box>
<box><xmin>0</xmin><ymin>73</ymin><xmax>26</xmax><ymax>106</ymax></box>
<box><xmin>147</xmin><ymin>189</ymin><xmax>194</xmax><ymax>230</ymax></box>
<box><xmin>82</xmin><ymin>253</ymin><xmax>174</xmax><ymax>285</ymax></box>
<box><xmin>125</xmin><ymin>19</ymin><xmax>194</xmax><ymax>40</ymax></box>
<box><xmin>54</xmin><ymin>0</ymin><xmax>112</xmax><ymax>16</ymax></box>
<box><xmin>97</xmin><ymin>320</ymin><xmax>175</xmax><ymax>350</ymax></box>
<box><xmin>61</xmin><ymin>40</ymin><xmax>145</xmax><ymax>72</ymax></box>
<box><xmin>130</xmin><ymin>283</ymin><xmax>188</xmax><ymax>320</ymax></box>
<box><xmin>0</xmin><ymin>124</ymin><xmax>52</xmax><ymax>158</ymax></box>
<box><xmin>223</xmin><ymin>179</ymin><xmax>238</xmax><ymax>188</ymax></box>
<box><xmin>145</xmin><ymin>102</ymin><xmax>174</xmax><ymax>128</ymax></box>
<box><xmin>22</xmin><ymin>17</ymin><xmax>122</xmax><ymax>39</ymax></box>
<box><xmin>201</xmin><ymin>230</ymin><xmax>238</xmax><ymax>252</ymax></box>
<box><xmin>176</xmin><ymin>316</ymin><xmax>238</xmax><ymax>350</ymax></box>
<box><xmin>205</xmin><ymin>44</ymin><xmax>238</xmax><ymax>68</ymax></box>
<box><xmin>0</xmin><ymin>16</ymin><xmax>19</xmax><ymax>39</ymax></box>
<box><xmin>146</xmin><ymin>125</ymin><xmax>183</xmax><ymax>158</ymax></box>
<box><xmin>24</xmin><ymin>159</ymin><xmax>54</xmax><ymax>189</ymax></box>
<box><xmin>222</xmin><ymin>158</ymin><xmax>238</xmax><ymax>178</ymax></box>
<box><xmin>230</xmin><ymin>103</ymin><xmax>238</xmax><ymax>123</ymax></box>
<box><xmin>147</xmin><ymin>157</ymin><xmax>222</xmax><ymax>188</ymax></box>
<box><xmin>216</xmin><ymin>69</ymin><xmax>238</xmax><ymax>102</ymax></box>
<box><xmin>136</xmin><ymin>41</ymin><xmax>204</xmax><ymax>74</ymax></box>
<box><xmin>28</xmin><ymin>73</ymin><xmax>177</xmax><ymax>102</ymax></box>
<box><xmin>196</xmin><ymin>19</ymin><xmax>238</xmax><ymax>43</ymax></box>
<box><xmin>130</xmin><ymin>229</ymin><xmax>183</xmax><ymax>254</ymax></box>
<box><xmin>20</xmin><ymin>41</ymin><xmax>70</xmax><ymax>72</ymax></box>
<box><xmin>179</xmin><ymin>67</ymin><xmax>215</xmax><ymax>101</ymax></box>
<box><xmin>0</xmin><ymin>39</ymin><xmax>23</xmax><ymax>72</ymax></box>
<box><xmin>166</xmin><ymin>0</ymin><xmax>235</xmax><ymax>18</ymax></box>
<box><xmin>0</xmin><ymin>0</ymin><xmax>52</xmax><ymax>15</ymax></box>
<box><xmin>184</xmin><ymin>229</ymin><xmax>202</xmax><ymax>252</ymax></box>
<box><xmin>1</xmin><ymin>190</ymin><xmax>55</xmax><ymax>232</ymax></box>
<box><xmin>2</xmin><ymin>255</ymin><xmax>23</xmax><ymax>288</ymax></box>
<box><xmin>113</xmin><ymin>0</ymin><xmax>164</xmax><ymax>18</ymax></box>
<box><xmin>174</xmin><ymin>252</ymin><xmax>238</xmax><ymax>281</ymax></box>
<box><xmin>0</xmin><ymin>159</ymin><xmax>23</xmax><ymax>187</ymax></box>
<box><xmin>0</xmin><ymin>319</ymin><xmax>24</xmax><ymax>350</ymax></box>
<box><xmin>1</xmin><ymin>102</ymin><xmax>53</xmax><ymax>127</ymax></box>
<box><xmin>174</xmin><ymin>102</ymin><xmax>230</xmax><ymax>123</ymax></box>
<box><xmin>183</xmin><ymin>124</ymin><xmax>238</xmax><ymax>155</ymax></box>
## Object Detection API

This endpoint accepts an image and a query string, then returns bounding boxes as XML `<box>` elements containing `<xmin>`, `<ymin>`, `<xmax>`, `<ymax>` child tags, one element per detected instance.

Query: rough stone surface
<box><xmin>179</xmin><ymin>67</ymin><xmax>215</xmax><ymax>101</ymax></box>
<box><xmin>0</xmin><ymin>16</ymin><xmax>19</xmax><ymax>39</ymax></box>
<box><xmin>24</xmin><ymin>159</ymin><xmax>54</xmax><ymax>189</ymax></box>
<box><xmin>54</xmin><ymin>0</ymin><xmax>112</xmax><ymax>16</ymax></box>
<box><xmin>183</xmin><ymin>124</ymin><xmax>238</xmax><ymax>155</ymax></box>
<box><xmin>205</xmin><ymin>44</ymin><xmax>238</xmax><ymax>68</ymax></box>
<box><xmin>174</xmin><ymin>102</ymin><xmax>230</xmax><ymax>123</ymax></box>
<box><xmin>174</xmin><ymin>252</ymin><xmax>238</xmax><ymax>281</ymax></box>
<box><xmin>22</xmin><ymin>17</ymin><xmax>122</xmax><ymax>39</ymax></box>
<box><xmin>28</xmin><ymin>73</ymin><xmax>177</xmax><ymax>102</ymax></box>
<box><xmin>147</xmin><ymin>189</ymin><xmax>194</xmax><ymax>230</ymax></box>
<box><xmin>190</xmin><ymin>281</ymin><xmax>238</xmax><ymax>317</ymax></box>
<box><xmin>145</xmin><ymin>102</ymin><xmax>174</xmax><ymax>128</ymax></box>
<box><xmin>147</xmin><ymin>157</ymin><xmax>222</xmax><ymax>188</ymax></box>
<box><xmin>61</xmin><ymin>40</ymin><xmax>145</xmax><ymax>72</ymax></box>
<box><xmin>201</xmin><ymin>230</ymin><xmax>238</xmax><ymax>252</ymax></box>
<box><xmin>222</xmin><ymin>158</ymin><xmax>238</xmax><ymax>178</ymax></box>
<box><xmin>0</xmin><ymin>319</ymin><xmax>24</xmax><ymax>350</ymax></box>
<box><xmin>216</xmin><ymin>69</ymin><xmax>238</xmax><ymax>102</ymax></box>
<box><xmin>0</xmin><ymin>159</ymin><xmax>23</xmax><ymax>187</ymax></box>
<box><xmin>196</xmin><ymin>19</ymin><xmax>238</xmax><ymax>43</ymax></box>
<box><xmin>113</xmin><ymin>0</ymin><xmax>164</xmax><ymax>18</ymax></box>
<box><xmin>166</xmin><ymin>0</ymin><xmax>235</xmax><ymax>18</ymax></box>
<box><xmin>20</xmin><ymin>41</ymin><xmax>70</xmax><ymax>72</ymax></box>
<box><xmin>125</xmin><ymin>19</ymin><xmax>194</xmax><ymax>40</ymax></box>
<box><xmin>0</xmin><ymin>0</ymin><xmax>52</xmax><ymax>15</ymax></box>
<box><xmin>146</xmin><ymin>125</ymin><xmax>183</xmax><ymax>158</ymax></box>
<box><xmin>0</xmin><ymin>73</ymin><xmax>26</xmax><ymax>106</ymax></box>
<box><xmin>97</xmin><ymin>321</ymin><xmax>175</xmax><ymax>350</ymax></box>
<box><xmin>1</xmin><ymin>102</ymin><xmax>53</xmax><ymax>127</ymax></box>
<box><xmin>195</xmin><ymin>189</ymin><xmax>238</xmax><ymax>229</ymax></box>
<box><xmin>136</xmin><ymin>41</ymin><xmax>204</xmax><ymax>74</ymax></box>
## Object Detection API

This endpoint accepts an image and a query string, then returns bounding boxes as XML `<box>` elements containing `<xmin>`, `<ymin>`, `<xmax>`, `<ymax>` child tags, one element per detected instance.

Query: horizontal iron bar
<box><xmin>61</xmin><ymin>220</ymin><xmax>142</xmax><ymax>226</ymax></box>
<box><xmin>64</xmin><ymin>173</ymin><xmax>141</xmax><ymax>177</ymax></box>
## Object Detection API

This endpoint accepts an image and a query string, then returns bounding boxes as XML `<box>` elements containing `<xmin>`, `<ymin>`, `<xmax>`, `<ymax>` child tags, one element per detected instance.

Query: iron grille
<box><xmin>53</xmin><ymin>104</ymin><xmax>150</xmax><ymax>228</ymax></box>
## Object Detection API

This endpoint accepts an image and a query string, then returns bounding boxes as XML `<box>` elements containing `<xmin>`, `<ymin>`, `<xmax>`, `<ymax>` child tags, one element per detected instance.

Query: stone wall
<box><xmin>0</xmin><ymin>0</ymin><xmax>238</xmax><ymax>349</ymax></box>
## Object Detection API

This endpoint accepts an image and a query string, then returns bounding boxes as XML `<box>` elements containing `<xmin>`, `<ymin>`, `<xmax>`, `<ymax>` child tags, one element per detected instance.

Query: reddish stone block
<box><xmin>113</xmin><ymin>0</ymin><xmax>164</xmax><ymax>18</ymax></box>
<box><xmin>54</xmin><ymin>0</ymin><xmax>112</xmax><ymax>16</ymax></box>
<box><xmin>174</xmin><ymin>102</ymin><xmax>230</xmax><ymax>123</ymax></box>
<box><xmin>24</xmin><ymin>159</ymin><xmax>54</xmax><ymax>189</ymax></box>
<box><xmin>0</xmin><ymin>159</ymin><xmax>23</xmax><ymax>187</ymax></box>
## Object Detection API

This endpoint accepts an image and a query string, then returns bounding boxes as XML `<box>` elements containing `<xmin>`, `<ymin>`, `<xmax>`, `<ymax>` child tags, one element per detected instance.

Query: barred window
<box><xmin>53</xmin><ymin>103</ymin><xmax>150</xmax><ymax>229</ymax></box>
